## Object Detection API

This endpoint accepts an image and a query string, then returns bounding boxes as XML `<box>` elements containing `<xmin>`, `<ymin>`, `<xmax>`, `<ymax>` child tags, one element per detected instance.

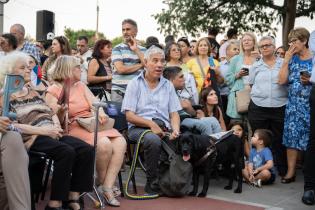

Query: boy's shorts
<box><xmin>262</xmin><ymin>171</ymin><xmax>276</xmax><ymax>185</ymax></box>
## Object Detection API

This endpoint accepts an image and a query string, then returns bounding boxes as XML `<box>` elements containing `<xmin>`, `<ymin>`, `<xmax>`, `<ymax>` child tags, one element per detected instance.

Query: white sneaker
<box><xmin>253</xmin><ymin>179</ymin><xmax>262</xmax><ymax>188</ymax></box>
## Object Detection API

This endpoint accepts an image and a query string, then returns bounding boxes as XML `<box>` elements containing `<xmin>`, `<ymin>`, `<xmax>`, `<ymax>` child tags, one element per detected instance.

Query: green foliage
<box><xmin>111</xmin><ymin>36</ymin><xmax>123</xmax><ymax>48</ymax></box>
<box><xmin>110</xmin><ymin>36</ymin><xmax>145</xmax><ymax>48</ymax></box>
<box><xmin>154</xmin><ymin>0</ymin><xmax>315</xmax><ymax>37</ymax></box>
<box><xmin>64</xmin><ymin>27</ymin><xmax>106</xmax><ymax>49</ymax></box>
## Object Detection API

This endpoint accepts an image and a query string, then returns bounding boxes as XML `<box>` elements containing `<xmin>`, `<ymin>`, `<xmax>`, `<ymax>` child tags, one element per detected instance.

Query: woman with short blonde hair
<box><xmin>46</xmin><ymin>55</ymin><xmax>126</xmax><ymax>207</ymax></box>
<box><xmin>49</xmin><ymin>55</ymin><xmax>81</xmax><ymax>82</ymax></box>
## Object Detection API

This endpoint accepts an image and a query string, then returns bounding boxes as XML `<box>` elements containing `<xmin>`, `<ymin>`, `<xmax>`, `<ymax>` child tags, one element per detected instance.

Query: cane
<box><xmin>80</xmin><ymin>102</ymin><xmax>108</xmax><ymax>208</ymax></box>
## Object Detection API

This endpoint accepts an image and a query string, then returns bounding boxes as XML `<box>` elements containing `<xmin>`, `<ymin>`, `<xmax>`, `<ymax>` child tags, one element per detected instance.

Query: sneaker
<box><xmin>253</xmin><ymin>179</ymin><xmax>262</xmax><ymax>188</ymax></box>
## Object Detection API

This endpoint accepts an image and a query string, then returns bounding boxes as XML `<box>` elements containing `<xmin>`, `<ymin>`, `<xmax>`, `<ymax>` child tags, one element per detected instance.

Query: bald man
<box><xmin>10</xmin><ymin>23</ymin><xmax>40</xmax><ymax>63</ymax></box>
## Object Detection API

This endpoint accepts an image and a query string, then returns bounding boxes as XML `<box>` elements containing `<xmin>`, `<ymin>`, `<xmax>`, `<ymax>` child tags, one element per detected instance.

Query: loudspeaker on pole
<box><xmin>36</xmin><ymin>10</ymin><xmax>55</xmax><ymax>41</ymax></box>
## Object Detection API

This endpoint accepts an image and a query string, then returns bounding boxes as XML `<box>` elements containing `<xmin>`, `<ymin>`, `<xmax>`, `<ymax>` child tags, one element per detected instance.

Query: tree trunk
<box><xmin>282</xmin><ymin>0</ymin><xmax>297</xmax><ymax>48</ymax></box>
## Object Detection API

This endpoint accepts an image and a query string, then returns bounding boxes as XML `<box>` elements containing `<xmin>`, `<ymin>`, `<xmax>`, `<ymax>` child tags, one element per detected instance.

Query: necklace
<box><xmin>99</xmin><ymin>58</ymin><xmax>109</xmax><ymax>66</ymax></box>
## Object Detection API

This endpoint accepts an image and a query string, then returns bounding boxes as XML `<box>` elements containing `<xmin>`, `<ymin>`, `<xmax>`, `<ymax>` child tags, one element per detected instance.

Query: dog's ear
<box><xmin>180</xmin><ymin>125</ymin><xmax>189</xmax><ymax>133</ymax></box>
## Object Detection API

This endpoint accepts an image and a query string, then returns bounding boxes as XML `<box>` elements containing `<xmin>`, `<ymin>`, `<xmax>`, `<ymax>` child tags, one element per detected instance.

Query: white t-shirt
<box><xmin>80</xmin><ymin>50</ymin><xmax>92</xmax><ymax>84</ymax></box>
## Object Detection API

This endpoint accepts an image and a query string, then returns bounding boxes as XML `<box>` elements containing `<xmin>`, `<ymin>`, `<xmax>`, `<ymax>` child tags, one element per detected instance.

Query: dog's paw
<box><xmin>234</xmin><ymin>188</ymin><xmax>242</xmax><ymax>193</ymax></box>
<box><xmin>197</xmin><ymin>192</ymin><xmax>207</xmax><ymax>197</ymax></box>
<box><xmin>188</xmin><ymin>191</ymin><xmax>197</xmax><ymax>196</ymax></box>
<box><xmin>224</xmin><ymin>185</ymin><xmax>232</xmax><ymax>190</ymax></box>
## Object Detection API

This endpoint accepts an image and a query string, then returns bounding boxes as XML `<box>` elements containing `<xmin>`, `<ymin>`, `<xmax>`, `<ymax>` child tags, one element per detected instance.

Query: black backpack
<box><xmin>159</xmin><ymin>140</ymin><xmax>192</xmax><ymax>197</ymax></box>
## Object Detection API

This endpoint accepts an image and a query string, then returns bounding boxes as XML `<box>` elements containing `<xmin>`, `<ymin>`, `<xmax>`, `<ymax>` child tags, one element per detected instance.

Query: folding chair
<box><xmin>28</xmin><ymin>151</ymin><xmax>53</xmax><ymax>210</ymax></box>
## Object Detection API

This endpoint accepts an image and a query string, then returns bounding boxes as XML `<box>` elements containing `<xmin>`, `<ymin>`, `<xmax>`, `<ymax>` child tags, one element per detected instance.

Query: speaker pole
<box><xmin>0</xmin><ymin>0</ymin><xmax>10</xmax><ymax>35</ymax></box>
<box><xmin>95</xmin><ymin>0</ymin><xmax>99</xmax><ymax>40</ymax></box>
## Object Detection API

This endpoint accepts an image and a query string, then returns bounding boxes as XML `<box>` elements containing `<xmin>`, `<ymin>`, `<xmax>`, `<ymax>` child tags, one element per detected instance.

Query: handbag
<box><xmin>235</xmin><ymin>88</ymin><xmax>251</xmax><ymax>113</ymax></box>
<box><xmin>159</xmin><ymin>140</ymin><xmax>193</xmax><ymax>197</ymax></box>
<box><xmin>76</xmin><ymin>116</ymin><xmax>115</xmax><ymax>133</ymax></box>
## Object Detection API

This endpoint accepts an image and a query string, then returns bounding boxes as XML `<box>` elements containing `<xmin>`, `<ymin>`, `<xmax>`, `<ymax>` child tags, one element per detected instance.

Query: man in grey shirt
<box><xmin>122</xmin><ymin>46</ymin><xmax>181</xmax><ymax>194</ymax></box>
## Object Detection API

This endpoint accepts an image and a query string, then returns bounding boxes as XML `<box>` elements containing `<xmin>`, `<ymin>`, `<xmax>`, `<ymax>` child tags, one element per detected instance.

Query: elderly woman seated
<box><xmin>45</xmin><ymin>55</ymin><xmax>126</xmax><ymax>207</ymax></box>
<box><xmin>0</xmin><ymin>51</ymin><xmax>94</xmax><ymax>210</ymax></box>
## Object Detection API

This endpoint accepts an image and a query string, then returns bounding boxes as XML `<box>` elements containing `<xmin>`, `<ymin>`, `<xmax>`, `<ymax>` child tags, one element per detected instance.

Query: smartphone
<box><xmin>300</xmin><ymin>71</ymin><xmax>311</xmax><ymax>77</ymax></box>
<box><xmin>242</xmin><ymin>68</ymin><xmax>249</xmax><ymax>75</ymax></box>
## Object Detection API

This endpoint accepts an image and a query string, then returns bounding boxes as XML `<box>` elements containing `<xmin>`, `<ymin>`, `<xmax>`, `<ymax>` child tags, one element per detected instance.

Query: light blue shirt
<box><xmin>249</xmin><ymin>57</ymin><xmax>288</xmax><ymax>107</ymax></box>
<box><xmin>309</xmin><ymin>30</ymin><xmax>315</xmax><ymax>84</ymax></box>
<box><xmin>121</xmin><ymin>70</ymin><xmax>182</xmax><ymax>128</ymax></box>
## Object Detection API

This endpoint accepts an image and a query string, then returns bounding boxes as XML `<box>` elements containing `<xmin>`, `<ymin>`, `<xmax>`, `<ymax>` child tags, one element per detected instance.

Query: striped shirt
<box><xmin>121</xmin><ymin>71</ymin><xmax>182</xmax><ymax>128</ymax></box>
<box><xmin>111</xmin><ymin>43</ymin><xmax>146</xmax><ymax>92</ymax></box>
<box><xmin>9</xmin><ymin>88</ymin><xmax>54</xmax><ymax>142</ymax></box>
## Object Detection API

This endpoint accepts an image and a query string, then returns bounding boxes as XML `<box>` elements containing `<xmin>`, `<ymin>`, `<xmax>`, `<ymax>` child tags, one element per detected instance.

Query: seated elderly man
<box><xmin>122</xmin><ymin>46</ymin><xmax>181</xmax><ymax>194</ymax></box>
<box><xmin>0</xmin><ymin>117</ymin><xmax>31</xmax><ymax>210</ymax></box>
<box><xmin>163</xmin><ymin>66</ymin><xmax>222</xmax><ymax>135</ymax></box>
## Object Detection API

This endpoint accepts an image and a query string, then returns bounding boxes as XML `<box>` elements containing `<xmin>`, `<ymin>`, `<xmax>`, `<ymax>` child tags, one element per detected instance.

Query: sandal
<box><xmin>65</xmin><ymin>199</ymin><xmax>83</xmax><ymax>210</ymax></box>
<box><xmin>112</xmin><ymin>186</ymin><xmax>121</xmax><ymax>197</ymax></box>
<box><xmin>97</xmin><ymin>186</ymin><xmax>120</xmax><ymax>207</ymax></box>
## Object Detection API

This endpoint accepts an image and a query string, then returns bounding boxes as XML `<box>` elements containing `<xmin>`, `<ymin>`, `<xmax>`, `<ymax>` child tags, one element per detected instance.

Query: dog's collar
<box><xmin>195</xmin><ymin>146</ymin><xmax>216</xmax><ymax>167</ymax></box>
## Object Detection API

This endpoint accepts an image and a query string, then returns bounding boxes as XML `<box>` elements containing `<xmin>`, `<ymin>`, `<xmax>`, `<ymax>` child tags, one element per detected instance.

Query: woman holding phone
<box><xmin>278</xmin><ymin>27</ymin><xmax>313</xmax><ymax>184</ymax></box>
<box><xmin>226</xmin><ymin>32</ymin><xmax>259</xmax><ymax>120</ymax></box>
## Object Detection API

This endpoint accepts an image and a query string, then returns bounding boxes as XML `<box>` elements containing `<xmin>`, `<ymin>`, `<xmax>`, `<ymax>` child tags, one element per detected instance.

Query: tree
<box><xmin>63</xmin><ymin>27</ymin><xmax>106</xmax><ymax>49</ymax></box>
<box><xmin>111</xmin><ymin>36</ymin><xmax>145</xmax><ymax>48</ymax></box>
<box><xmin>111</xmin><ymin>36</ymin><xmax>123</xmax><ymax>47</ymax></box>
<box><xmin>154</xmin><ymin>0</ymin><xmax>315</xmax><ymax>46</ymax></box>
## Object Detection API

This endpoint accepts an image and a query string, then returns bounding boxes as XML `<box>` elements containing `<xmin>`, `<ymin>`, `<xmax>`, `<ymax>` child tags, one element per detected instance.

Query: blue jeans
<box><xmin>181</xmin><ymin>117</ymin><xmax>222</xmax><ymax>135</ymax></box>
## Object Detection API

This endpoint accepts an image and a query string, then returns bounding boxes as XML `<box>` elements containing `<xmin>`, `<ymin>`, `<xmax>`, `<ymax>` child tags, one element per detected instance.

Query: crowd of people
<box><xmin>0</xmin><ymin>19</ymin><xmax>314</xmax><ymax>210</ymax></box>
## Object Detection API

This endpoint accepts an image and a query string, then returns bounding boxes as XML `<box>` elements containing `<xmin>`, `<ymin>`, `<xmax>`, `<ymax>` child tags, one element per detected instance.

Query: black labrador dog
<box><xmin>178</xmin><ymin>133</ymin><xmax>217</xmax><ymax>197</ymax></box>
<box><xmin>214</xmin><ymin>134</ymin><xmax>244</xmax><ymax>193</ymax></box>
<box><xmin>179</xmin><ymin>131</ymin><xmax>244</xmax><ymax>196</ymax></box>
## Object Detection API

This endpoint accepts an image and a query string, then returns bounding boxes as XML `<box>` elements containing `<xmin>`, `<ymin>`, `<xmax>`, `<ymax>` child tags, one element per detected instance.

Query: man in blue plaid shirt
<box><xmin>10</xmin><ymin>24</ymin><xmax>40</xmax><ymax>64</ymax></box>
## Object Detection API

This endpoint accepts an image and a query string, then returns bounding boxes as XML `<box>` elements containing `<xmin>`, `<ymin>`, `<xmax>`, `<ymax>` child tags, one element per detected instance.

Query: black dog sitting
<box><xmin>178</xmin><ymin>133</ymin><xmax>217</xmax><ymax>197</ymax></box>
<box><xmin>179</xmin><ymin>131</ymin><xmax>244</xmax><ymax>196</ymax></box>
<box><xmin>214</xmin><ymin>134</ymin><xmax>244</xmax><ymax>193</ymax></box>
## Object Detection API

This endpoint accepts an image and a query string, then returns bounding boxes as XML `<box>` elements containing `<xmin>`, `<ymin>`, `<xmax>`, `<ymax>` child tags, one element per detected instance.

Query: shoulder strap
<box><xmin>196</xmin><ymin>57</ymin><xmax>206</xmax><ymax>79</ymax></box>
<box><xmin>161</xmin><ymin>140</ymin><xmax>176</xmax><ymax>157</ymax></box>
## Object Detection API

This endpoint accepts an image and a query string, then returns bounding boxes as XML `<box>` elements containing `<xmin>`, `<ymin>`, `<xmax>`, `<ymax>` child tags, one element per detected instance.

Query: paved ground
<box><xmin>36</xmin><ymin>167</ymin><xmax>313</xmax><ymax>210</ymax></box>
<box><xmin>117</xmin><ymin>167</ymin><xmax>313</xmax><ymax>210</ymax></box>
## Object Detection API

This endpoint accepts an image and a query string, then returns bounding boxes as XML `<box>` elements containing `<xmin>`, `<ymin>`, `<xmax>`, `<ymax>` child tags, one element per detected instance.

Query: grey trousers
<box><xmin>0</xmin><ymin>131</ymin><xmax>31</xmax><ymax>210</ymax></box>
<box><xmin>128</xmin><ymin>127</ymin><xmax>161</xmax><ymax>182</ymax></box>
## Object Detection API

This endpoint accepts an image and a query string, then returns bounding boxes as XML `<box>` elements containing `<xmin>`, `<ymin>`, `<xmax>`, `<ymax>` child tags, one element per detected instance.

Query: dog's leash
<box><xmin>195</xmin><ymin>142</ymin><xmax>217</xmax><ymax>167</ymax></box>
<box><xmin>124</xmin><ymin>130</ymin><xmax>160</xmax><ymax>200</ymax></box>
